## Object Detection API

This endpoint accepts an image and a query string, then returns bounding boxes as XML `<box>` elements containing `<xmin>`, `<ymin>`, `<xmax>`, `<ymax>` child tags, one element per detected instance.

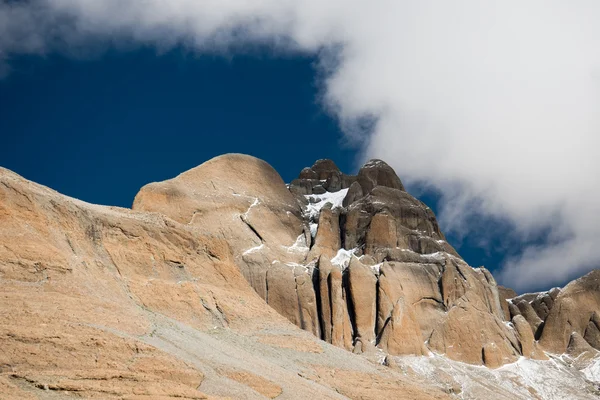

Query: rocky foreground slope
<box><xmin>1</xmin><ymin>153</ymin><xmax>600</xmax><ymax>399</ymax></box>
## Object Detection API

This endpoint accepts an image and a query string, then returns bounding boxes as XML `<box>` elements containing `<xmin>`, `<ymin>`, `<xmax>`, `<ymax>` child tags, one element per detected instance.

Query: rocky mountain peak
<box><xmin>2</xmin><ymin>153</ymin><xmax>600</xmax><ymax>399</ymax></box>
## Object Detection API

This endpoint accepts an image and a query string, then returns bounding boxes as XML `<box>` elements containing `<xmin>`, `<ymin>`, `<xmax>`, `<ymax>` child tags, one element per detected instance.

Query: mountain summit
<box><xmin>1</xmin><ymin>154</ymin><xmax>599</xmax><ymax>399</ymax></box>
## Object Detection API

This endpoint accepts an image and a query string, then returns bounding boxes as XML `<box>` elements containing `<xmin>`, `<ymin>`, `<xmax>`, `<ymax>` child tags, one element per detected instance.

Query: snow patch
<box><xmin>286</xmin><ymin>234</ymin><xmax>309</xmax><ymax>253</ymax></box>
<box><xmin>303</xmin><ymin>189</ymin><xmax>349</xmax><ymax>221</ymax></box>
<box><xmin>394</xmin><ymin>353</ymin><xmax>598</xmax><ymax>400</ymax></box>
<box><xmin>309</xmin><ymin>223</ymin><xmax>318</xmax><ymax>238</ymax></box>
<box><xmin>331</xmin><ymin>248</ymin><xmax>357</xmax><ymax>270</ymax></box>
<box><xmin>583</xmin><ymin>357</ymin><xmax>600</xmax><ymax>383</ymax></box>
<box><xmin>370</xmin><ymin>263</ymin><xmax>383</xmax><ymax>274</ymax></box>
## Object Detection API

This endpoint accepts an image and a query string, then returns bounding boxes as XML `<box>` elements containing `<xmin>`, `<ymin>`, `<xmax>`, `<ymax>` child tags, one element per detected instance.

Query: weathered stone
<box><xmin>318</xmin><ymin>258</ymin><xmax>333</xmax><ymax>343</ymax></box>
<box><xmin>379</xmin><ymin>262</ymin><xmax>444</xmax><ymax>341</ymax></box>
<box><xmin>294</xmin><ymin>267</ymin><xmax>321</xmax><ymax>338</ymax></box>
<box><xmin>324</xmin><ymin>170</ymin><xmax>342</xmax><ymax>192</ymax></box>
<box><xmin>342</xmin><ymin>181</ymin><xmax>364</xmax><ymax>207</ymax></box>
<box><xmin>329</xmin><ymin>267</ymin><xmax>354</xmax><ymax>350</ymax></box>
<box><xmin>357</xmin><ymin>159</ymin><xmax>405</xmax><ymax>194</ymax></box>
<box><xmin>584</xmin><ymin>312</ymin><xmax>600</xmax><ymax>350</ymax></box>
<box><xmin>512</xmin><ymin>315</ymin><xmax>547</xmax><ymax>360</ymax></box>
<box><xmin>340</xmin><ymin>174</ymin><xmax>358</xmax><ymax>189</ymax></box>
<box><xmin>365</xmin><ymin>212</ymin><xmax>397</xmax><ymax>260</ymax></box>
<box><xmin>516</xmin><ymin>300</ymin><xmax>544</xmax><ymax>337</ymax></box>
<box><xmin>299</xmin><ymin>167</ymin><xmax>318</xmax><ymax>180</ymax></box>
<box><xmin>428</xmin><ymin>300</ymin><xmax>519</xmax><ymax>367</ymax></box>
<box><xmin>378</xmin><ymin>297</ymin><xmax>428</xmax><ymax>356</ymax></box>
<box><xmin>309</xmin><ymin>205</ymin><xmax>341</xmax><ymax>260</ymax></box>
<box><xmin>312</xmin><ymin>185</ymin><xmax>326</xmax><ymax>195</ymax></box>
<box><xmin>540</xmin><ymin>270</ymin><xmax>600</xmax><ymax>354</ymax></box>
<box><xmin>311</xmin><ymin>159</ymin><xmax>341</xmax><ymax>180</ymax></box>
<box><xmin>347</xmin><ymin>257</ymin><xmax>377</xmax><ymax>343</ymax></box>
<box><xmin>266</xmin><ymin>263</ymin><xmax>301</xmax><ymax>327</ymax></box>
<box><xmin>289</xmin><ymin>178</ymin><xmax>319</xmax><ymax>195</ymax></box>
<box><xmin>498</xmin><ymin>286</ymin><xmax>517</xmax><ymax>321</ymax></box>
<box><xmin>0</xmin><ymin>164</ymin><xmax>460</xmax><ymax>399</ymax></box>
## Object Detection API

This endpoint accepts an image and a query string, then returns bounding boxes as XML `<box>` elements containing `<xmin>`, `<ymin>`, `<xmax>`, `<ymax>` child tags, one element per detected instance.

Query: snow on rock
<box><xmin>394</xmin><ymin>353</ymin><xmax>599</xmax><ymax>399</ymax></box>
<box><xmin>242</xmin><ymin>243</ymin><xmax>264</xmax><ymax>255</ymax></box>
<box><xmin>369</xmin><ymin>262</ymin><xmax>383</xmax><ymax>275</ymax></box>
<box><xmin>286</xmin><ymin>234</ymin><xmax>309</xmax><ymax>253</ymax></box>
<box><xmin>583</xmin><ymin>357</ymin><xmax>600</xmax><ymax>383</ymax></box>
<box><xmin>330</xmin><ymin>248</ymin><xmax>357</xmax><ymax>270</ymax></box>
<box><xmin>241</xmin><ymin>197</ymin><xmax>259</xmax><ymax>220</ymax></box>
<box><xmin>309</xmin><ymin>223</ymin><xmax>318</xmax><ymax>238</ymax></box>
<box><xmin>303</xmin><ymin>189</ymin><xmax>348</xmax><ymax>221</ymax></box>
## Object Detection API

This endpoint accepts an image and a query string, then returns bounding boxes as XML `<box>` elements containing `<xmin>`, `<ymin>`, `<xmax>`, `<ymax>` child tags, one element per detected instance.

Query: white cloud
<box><xmin>2</xmin><ymin>0</ymin><xmax>600</xmax><ymax>291</ymax></box>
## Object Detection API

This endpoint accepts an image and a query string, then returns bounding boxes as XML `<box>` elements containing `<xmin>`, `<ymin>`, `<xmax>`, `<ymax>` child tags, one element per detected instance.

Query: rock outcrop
<box><xmin>0</xmin><ymin>163</ymin><xmax>452</xmax><ymax>399</ymax></box>
<box><xmin>132</xmin><ymin>155</ymin><xmax>542</xmax><ymax>368</ymax></box>
<box><xmin>132</xmin><ymin>155</ymin><xmax>600</xmax><ymax>369</ymax></box>
<box><xmin>2</xmin><ymin>152</ymin><xmax>600</xmax><ymax>399</ymax></box>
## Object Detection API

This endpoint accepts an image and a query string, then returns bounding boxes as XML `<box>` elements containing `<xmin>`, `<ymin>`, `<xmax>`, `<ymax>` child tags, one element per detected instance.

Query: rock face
<box><xmin>2</xmin><ymin>152</ymin><xmax>600</xmax><ymax>399</ymax></box>
<box><xmin>538</xmin><ymin>271</ymin><xmax>600</xmax><ymax>354</ymax></box>
<box><xmin>0</xmin><ymin>164</ymin><xmax>452</xmax><ymax>399</ymax></box>
<box><xmin>133</xmin><ymin>155</ymin><xmax>600</xmax><ymax>369</ymax></box>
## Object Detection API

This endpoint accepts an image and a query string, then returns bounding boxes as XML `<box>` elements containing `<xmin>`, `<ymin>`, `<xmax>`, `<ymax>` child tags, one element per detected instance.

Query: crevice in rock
<box><xmin>339</xmin><ymin>212</ymin><xmax>347</xmax><ymax>250</ymax></box>
<box><xmin>376</xmin><ymin>316</ymin><xmax>391</xmax><ymax>346</ymax></box>
<box><xmin>313</xmin><ymin>265</ymin><xmax>326</xmax><ymax>341</ymax></box>
<box><xmin>481</xmin><ymin>347</ymin><xmax>486</xmax><ymax>365</ymax></box>
<box><xmin>294</xmin><ymin>274</ymin><xmax>306</xmax><ymax>330</ymax></box>
<box><xmin>240</xmin><ymin>215</ymin><xmax>263</xmax><ymax>242</ymax></box>
<box><xmin>342</xmin><ymin>268</ymin><xmax>358</xmax><ymax>342</ymax></box>
<box><xmin>375</xmin><ymin>275</ymin><xmax>381</xmax><ymax>338</ymax></box>
<box><xmin>534</xmin><ymin>321</ymin><xmax>545</xmax><ymax>341</ymax></box>
<box><xmin>265</xmin><ymin>272</ymin><xmax>269</xmax><ymax>304</ymax></box>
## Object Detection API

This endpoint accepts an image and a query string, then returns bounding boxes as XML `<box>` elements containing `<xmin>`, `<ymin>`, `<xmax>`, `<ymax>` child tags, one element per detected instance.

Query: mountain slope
<box><xmin>1</xmin><ymin>154</ymin><xmax>599</xmax><ymax>399</ymax></box>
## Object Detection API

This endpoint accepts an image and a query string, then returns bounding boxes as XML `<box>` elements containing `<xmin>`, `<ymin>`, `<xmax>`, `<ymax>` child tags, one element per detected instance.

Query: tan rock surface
<box><xmin>539</xmin><ymin>270</ymin><xmax>600</xmax><ymax>354</ymax></box>
<box><xmin>0</xmin><ymin>165</ymin><xmax>454</xmax><ymax>399</ymax></box>
<box><xmin>347</xmin><ymin>257</ymin><xmax>378</xmax><ymax>344</ymax></box>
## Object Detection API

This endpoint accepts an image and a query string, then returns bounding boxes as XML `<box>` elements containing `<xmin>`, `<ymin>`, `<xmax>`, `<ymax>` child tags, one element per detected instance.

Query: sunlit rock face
<box><xmin>133</xmin><ymin>155</ymin><xmax>537</xmax><ymax>368</ymax></box>
<box><xmin>133</xmin><ymin>154</ymin><xmax>600</xmax><ymax>369</ymax></box>
<box><xmin>2</xmin><ymin>153</ymin><xmax>600</xmax><ymax>399</ymax></box>
<box><xmin>0</xmin><ymin>163</ymin><xmax>454</xmax><ymax>399</ymax></box>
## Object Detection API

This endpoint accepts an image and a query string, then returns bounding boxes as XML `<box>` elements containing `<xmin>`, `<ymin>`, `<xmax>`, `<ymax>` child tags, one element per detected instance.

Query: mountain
<box><xmin>1</xmin><ymin>153</ymin><xmax>599</xmax><ymax>399</ymax></box>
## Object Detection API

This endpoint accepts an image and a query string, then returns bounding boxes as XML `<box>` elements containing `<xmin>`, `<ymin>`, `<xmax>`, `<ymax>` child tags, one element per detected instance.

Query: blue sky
<box><xmin>0</xmin><ymin>48</ymin><xmax>516</xmax><ymax>290</ymax></box>
<box><xmin>1</xmin><ymin>49</ymin><xmax>358</xmax><ymax>204</ymax></box>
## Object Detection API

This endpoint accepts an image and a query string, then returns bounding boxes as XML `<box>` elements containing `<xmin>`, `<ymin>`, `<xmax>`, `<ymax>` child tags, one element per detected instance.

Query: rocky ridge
<box><xmin>134</xmin><ymin>155</ymin><xmax>548</xmax><ymax>368</ymax></box>
<box><xmin>2</xmin><ymin>153</ymin><xmax>600</xmax><ymax>399</ymax></box>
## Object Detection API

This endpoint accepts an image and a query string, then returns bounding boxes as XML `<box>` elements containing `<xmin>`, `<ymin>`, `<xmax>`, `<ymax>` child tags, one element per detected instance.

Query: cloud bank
<box><xmin>2</xmin><ymin>0</ymin><xmax>600</xmax><ymax>291</ymax></box>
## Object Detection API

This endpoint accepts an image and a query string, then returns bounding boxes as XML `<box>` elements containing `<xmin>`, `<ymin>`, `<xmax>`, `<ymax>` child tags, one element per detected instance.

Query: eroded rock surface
<box><xmin>0</xmin><ymin>164</ymin><xmax>451</xmax><ymax>399</ymax></box>
<box><xmin>2</xmin><ymin>152</ymin><xmax>600</xmax><ymax>400</ymax></box>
